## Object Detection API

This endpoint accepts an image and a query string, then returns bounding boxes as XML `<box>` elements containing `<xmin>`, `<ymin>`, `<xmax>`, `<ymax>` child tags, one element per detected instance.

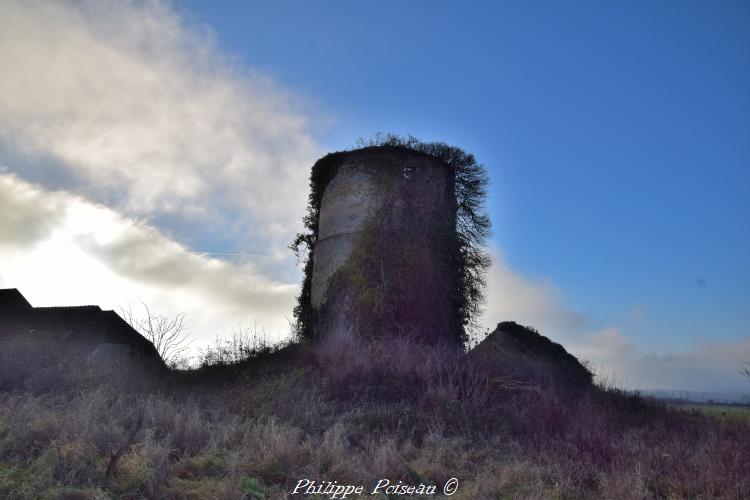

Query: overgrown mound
<box><xmin>468</xmin><ymin>321</ymin><xmax>593</xmax><ymax>390</ymax></box>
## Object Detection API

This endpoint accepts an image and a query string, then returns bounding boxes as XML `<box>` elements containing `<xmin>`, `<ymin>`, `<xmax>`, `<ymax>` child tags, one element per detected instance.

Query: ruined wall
<box><xmin>310</xmin><ymin>161</ymin><xmax>383</xmax><ymax>309</ymax></box>
<box><xmin>0</xmin><ymin>289</ymin><xmax>165</xmax><ymax>371</ymax></box>
<box><xmin>307</xmin><ymin>147</ymin><xmax>462</xmax><ymax>345</ymax></box>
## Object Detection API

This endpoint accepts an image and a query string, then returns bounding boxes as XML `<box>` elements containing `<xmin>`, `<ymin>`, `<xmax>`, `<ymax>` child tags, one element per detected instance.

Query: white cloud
<box><xmin>481</xmin><ymin>250</ymin><xmax>586</xmax><ymax>339</ymax></box>
<box><xmin>574</xmin><ymin>328</ymin><xmax>750</xmax><ymax>392</ymax></box>
<box><xmin>482</xmin><ymin>251</ymin><xmax>750</xmax><ymax>392</ymax></box>
<box><xmin>0</xmin><ymin>0</ymin><xmax>317</xmax><ymax>350</ymax></box>
<box><xmin>0</xmin><ymin>172</ymin><xmax>297</xmax><ymax>348</ymax></box>
<box><xmin>0</xmin><ymin>0</ymin><xmax>319</xmax><ymax>252</ymax></box>
<box><xmin>0</xmin><ymin>169</ymin><xmax>66</xmax><ymax>247</ymax></box>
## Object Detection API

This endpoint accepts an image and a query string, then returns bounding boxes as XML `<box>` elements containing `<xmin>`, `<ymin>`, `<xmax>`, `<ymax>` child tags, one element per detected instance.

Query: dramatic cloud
<box><xmin>0</xmin><ymin>0</ymin><xmax>319</xmax><ymax>252</ymax></box>
<box><xmin>0</xmin><ymin>172</ymin><xmax>297</xmax><ymax>347</ymax></box>
<box><xmin>0</xmin><ymin>0</ymin><xmax>315</xmax><ymax>348</ymax></box>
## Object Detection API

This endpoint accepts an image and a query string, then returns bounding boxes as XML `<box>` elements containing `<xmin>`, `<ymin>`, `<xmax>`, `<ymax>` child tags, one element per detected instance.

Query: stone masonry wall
<box><xmin>310</xmin><ymin>147</ymin><xmax>460</xmax><ymax>344</ymax></box>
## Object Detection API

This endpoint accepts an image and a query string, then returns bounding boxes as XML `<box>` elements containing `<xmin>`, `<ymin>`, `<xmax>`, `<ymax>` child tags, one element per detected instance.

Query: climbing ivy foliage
<box><xmin>291</xmin><ymin>133</ymin><xmax>491</xmax><ymax>347</ymax></box>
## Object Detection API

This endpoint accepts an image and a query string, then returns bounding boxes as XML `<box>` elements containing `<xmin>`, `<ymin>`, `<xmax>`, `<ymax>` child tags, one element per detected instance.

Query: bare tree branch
<box><xmin>120</xmin><ymin>304</ymin><xmax>191</xmax><ymax>367</ymax></box>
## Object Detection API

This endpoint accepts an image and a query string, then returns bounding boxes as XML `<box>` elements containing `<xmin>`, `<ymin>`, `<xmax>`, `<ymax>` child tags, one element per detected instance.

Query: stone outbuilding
<box><xmin>0</xmin><ymin>288</ymin><xmax>163</xmax><ymax>369</ymax></box>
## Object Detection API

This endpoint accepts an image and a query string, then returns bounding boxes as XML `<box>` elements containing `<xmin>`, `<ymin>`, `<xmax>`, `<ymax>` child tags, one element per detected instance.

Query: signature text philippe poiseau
<box><xmin>291</xmin><ymin>478</ymin><xmax>458</xmax><ymax>498</ymax></box>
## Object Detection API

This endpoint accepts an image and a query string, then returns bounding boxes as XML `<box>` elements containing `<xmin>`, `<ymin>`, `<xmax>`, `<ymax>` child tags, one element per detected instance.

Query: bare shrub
<box><xmin>196</xmin><ymin>325</ymin><xmax>285</xmax><ymax>369</ymax></box>
<box><xmin>120</xmin><ymin>304</ymin><xmax>191</xmax><ymax>368</ymax></box>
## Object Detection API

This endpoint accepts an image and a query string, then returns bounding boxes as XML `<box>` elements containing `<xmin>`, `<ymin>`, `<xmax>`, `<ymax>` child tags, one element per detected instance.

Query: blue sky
<box><xmin>182</xmin><ymin>0</ymin><xmax>750</xmax><ymax>349</ymax></box>
<box><xmin>0</xmin><ymin>0</ymin><xmax>748</xmax><ymax>391</ymax></box>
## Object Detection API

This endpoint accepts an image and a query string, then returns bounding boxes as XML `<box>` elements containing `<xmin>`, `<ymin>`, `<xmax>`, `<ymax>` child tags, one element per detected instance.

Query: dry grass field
<box><xmin>1</xmin><ymin>336</ymin><xmax>749</xmax><ymax>499</ymax></box>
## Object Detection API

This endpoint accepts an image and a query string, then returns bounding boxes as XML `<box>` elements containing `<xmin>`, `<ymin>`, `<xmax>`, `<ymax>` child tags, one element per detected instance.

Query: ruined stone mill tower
<box><xmin>293</xmin><ymin>142</ymin><xmax>490</xmax><ymax>347</ymax></box>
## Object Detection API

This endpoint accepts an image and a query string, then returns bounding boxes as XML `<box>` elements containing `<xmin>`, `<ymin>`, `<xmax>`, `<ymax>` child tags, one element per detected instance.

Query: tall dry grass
<box><xmin>0</xmin><ymin>336</ymin><xmax>749</xmax><ymax>499</ymax></box>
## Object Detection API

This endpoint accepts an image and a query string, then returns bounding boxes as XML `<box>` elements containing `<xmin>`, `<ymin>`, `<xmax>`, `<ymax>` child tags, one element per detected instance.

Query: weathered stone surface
<box><xmin>310</xmin><ymin>147</ymin><xmax>460</xmax><ymax>344</ymax></box>
<box><xmin>311</xmin><ymin>164</ymin><xmax>381</xmax><ymax>308</ymax></box>
<box><xmin>310</xmin><ymin>235</ymin><xmax>356</xmax><ymax>309</ymax></box>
